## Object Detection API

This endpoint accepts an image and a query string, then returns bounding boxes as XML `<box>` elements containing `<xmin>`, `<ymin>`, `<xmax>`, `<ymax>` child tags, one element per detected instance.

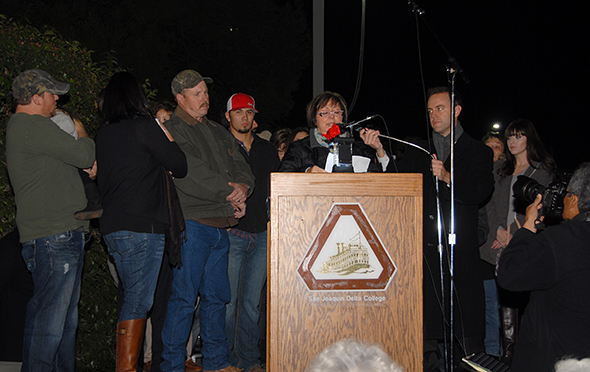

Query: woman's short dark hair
<box><xmin>100</xmin><ymin>72</ymin><xmax>151</xmax><ymax>125</ymax></box>
<box><xmin>270</xmin><ymin>128</ymin><xmax>292</xmax><ymax>150</ymax></box>
<box><xmin>305</xmin><ymin>91</ymin><xmax>348</xmax><ymax>129</ymax></box>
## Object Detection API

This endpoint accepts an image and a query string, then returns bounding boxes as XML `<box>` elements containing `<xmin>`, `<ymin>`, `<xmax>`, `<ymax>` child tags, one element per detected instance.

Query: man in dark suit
<box><xmin>396</xmin><ymin>87</ymin><xmax>494</xmax><ymax>371</ymax></box>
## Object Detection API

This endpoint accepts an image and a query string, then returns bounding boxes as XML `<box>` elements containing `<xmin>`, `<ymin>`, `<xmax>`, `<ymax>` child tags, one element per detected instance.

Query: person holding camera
<box><xmin>482</xmin><ymin>118</ymin><xmax>556</xmax><ymax>364</ymax></box>
<box><xmin>496</xmin><ymin>162</ymin><xmax>590</xmax><ymax>372</ymax></box>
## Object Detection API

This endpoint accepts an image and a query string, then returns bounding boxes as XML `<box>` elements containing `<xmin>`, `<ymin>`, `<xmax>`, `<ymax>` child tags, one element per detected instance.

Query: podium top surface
<box><xmin>270</xmin><ymin>173</ymin><xmax>422</xmax><ymax>197</ymax></box>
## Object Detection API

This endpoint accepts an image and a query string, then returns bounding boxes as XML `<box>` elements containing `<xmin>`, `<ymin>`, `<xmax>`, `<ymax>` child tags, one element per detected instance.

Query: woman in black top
<box><xmin>279</xmin><ymin>91</ymin><xmax>390</xmax><ymax>173</ymax></box>
<box><xmin>96</xmin><ymin>72</ymin><xmax>187</xmax><ymax>371</ymax></box>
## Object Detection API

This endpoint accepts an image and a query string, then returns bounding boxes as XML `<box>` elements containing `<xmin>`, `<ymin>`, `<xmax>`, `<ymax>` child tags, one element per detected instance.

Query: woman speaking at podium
<box><xmin>279</xmin><ymin>91</ymin><xmax>391</xmax><ymax>173</ymax></box>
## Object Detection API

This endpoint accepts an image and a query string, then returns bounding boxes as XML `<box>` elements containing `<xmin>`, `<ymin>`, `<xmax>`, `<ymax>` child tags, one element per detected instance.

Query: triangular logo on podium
<box><xmin>297</xmin><ymin>203</ymin><xmax>396</xmax><ymax>291</ymax></box>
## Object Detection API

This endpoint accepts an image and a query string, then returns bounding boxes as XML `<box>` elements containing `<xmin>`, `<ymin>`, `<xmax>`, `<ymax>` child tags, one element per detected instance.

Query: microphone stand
<box><xmin>448</xmin><ymin>66</ymin><xmax>458</xmax><ymax>372</ymax></box>
<box><xmin>405</xmin><ymin>1</ymin><xmax>469</xmax><ymax>370</ymax></box>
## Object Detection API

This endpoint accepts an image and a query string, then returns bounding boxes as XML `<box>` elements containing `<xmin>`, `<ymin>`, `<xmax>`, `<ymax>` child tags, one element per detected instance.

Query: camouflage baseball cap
<box><xmin>171</xmin><ymin>70</ymin><xmax>213</xmax><ymax>97</ymax></box>
<box><xmin>12</xmin><ymin>69</ymin><xmax>70</xmax><ymax>101</ymax></box>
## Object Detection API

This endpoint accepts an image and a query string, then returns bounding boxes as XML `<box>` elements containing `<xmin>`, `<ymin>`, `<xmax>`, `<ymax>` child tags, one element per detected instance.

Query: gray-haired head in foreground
<box><xmin>554</xmin><ymin>357</ymin><xmax>590</xmax><ymax>372</ymax></box>
<box><xmin>568</xmin><ymin>162</ymin><xmax>590</xmax><ymax>213</ymax></box>
<box><xmin>306</xmin><ymin>339</ymin><xmax>404</xmax><ymax>372</ymax></box>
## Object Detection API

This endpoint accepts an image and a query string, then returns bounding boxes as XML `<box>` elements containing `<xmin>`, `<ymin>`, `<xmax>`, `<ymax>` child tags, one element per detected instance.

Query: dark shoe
<box><xmin>186</xmin><ymin>358</ymin><xmax>203</xmax><ymax>371</ymax></box>
<box><xmin>499</xmin><ymin>307</ymin><xmax>518</xmax><ymax>366</ymax></box>
<box><xmin>116</xmin><ymin>318</ymin><xmax>147</xmax><ymax>372</ymax></box>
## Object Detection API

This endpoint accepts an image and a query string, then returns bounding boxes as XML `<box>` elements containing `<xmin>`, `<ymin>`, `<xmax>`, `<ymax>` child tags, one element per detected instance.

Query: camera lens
<box><xmin>513</xmin><ymin>175</ymin><xmax>546</xmax><ymax>203</ymax></box>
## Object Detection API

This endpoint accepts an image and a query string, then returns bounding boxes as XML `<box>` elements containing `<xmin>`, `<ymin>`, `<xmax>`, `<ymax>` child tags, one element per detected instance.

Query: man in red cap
<box><xmin>224</xmin><ymin>93</ymin><xmax>280</xmax><ymax>372</ymax></box>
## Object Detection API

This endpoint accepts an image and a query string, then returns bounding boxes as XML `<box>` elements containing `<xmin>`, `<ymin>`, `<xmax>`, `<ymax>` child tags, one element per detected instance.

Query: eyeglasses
<box><xmin>317</xmin><ymin>110</ymin><xmax>344</xmax><ymax>118</ymax></box>
<box><xmin>506</xmin><ymin>133</ymin><xmax>526</xmax><ymax>141</ymax></box>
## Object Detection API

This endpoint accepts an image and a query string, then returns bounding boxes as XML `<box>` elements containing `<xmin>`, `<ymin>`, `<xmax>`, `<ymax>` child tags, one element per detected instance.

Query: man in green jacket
<box><xmin>6</xmin><ymin>69</ymin><xmax>95</xmax><ymax>371</ymax></box>
<box><xmin>160</xmin><ymin>70</ymin><xmax>254</xmax><ymax>372</ymax></box>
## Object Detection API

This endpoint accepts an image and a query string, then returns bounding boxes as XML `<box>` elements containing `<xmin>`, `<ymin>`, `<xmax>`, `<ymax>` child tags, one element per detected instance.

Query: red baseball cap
<box><xmin>226</xmin><ymin>93</ymin><xmax>258</xmax><ymax>113</ymax></box>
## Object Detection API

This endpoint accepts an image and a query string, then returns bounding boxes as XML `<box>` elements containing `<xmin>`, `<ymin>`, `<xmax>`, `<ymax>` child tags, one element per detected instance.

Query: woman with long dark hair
<box><xmin>96</xmin><ymin>72</ymin><xmax>187</xmax><ymax>371</ymax></box>
<box><xmin>485</xmin><ymin>118</ymin><xmax>555</xmax><ymax>365</ymax></box>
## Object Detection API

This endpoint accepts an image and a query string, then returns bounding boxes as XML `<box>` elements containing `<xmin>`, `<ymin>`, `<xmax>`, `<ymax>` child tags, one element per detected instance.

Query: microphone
<box><xmin>340</xmin><ymin>115</ymin><xmax>379</xmax><ymax>130</ymax></box>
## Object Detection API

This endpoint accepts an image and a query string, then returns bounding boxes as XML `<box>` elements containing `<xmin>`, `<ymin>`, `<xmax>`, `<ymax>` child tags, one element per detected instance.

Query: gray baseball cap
<box><xmin>12</xmin><ymin>69</ymin><xmax>70</xmax><ymax>101</ymax></box>
<box><xmin>171</xmin><ymin>70</ymin><xmax>213</xmax><ymax>97</ymax></box>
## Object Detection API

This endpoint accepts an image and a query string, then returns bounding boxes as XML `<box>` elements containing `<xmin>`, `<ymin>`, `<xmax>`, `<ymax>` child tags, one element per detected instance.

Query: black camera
<box><xmin>512</xmin><ymin>175</ymin><xmax>569</xmax><ymax>220</ymax></box>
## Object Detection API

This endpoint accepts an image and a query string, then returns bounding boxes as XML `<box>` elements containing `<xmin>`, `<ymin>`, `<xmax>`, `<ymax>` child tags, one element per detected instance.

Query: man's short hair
<box><xmin>171</xmin><ymin>70</ymin><xmax>213</xmax><ymax>97</ymax></box>
<box><xmin>12</xmin><ymin>69</ymin><xmax>70</xmax><ymax>105</ymax></box>
<box><xmin>306</xmin><ymin>339</ymin><xmax>403</xmax><ymax>372</ymax></box>
<box><xmin>427</xmin><ymin>86</ymin><xmax>462</xmax><ymax>107</ymax></box>
<box><xmin>568</xmin><ymin>162</ymin><xmax>590</xmax><ymax>213</ymax></box>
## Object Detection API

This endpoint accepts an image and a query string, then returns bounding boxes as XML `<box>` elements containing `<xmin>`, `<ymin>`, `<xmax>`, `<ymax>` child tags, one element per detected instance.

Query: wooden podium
<box><xmin>268</xmin><ymin>173</ymin><xmax>423</xmax><ymax>371</ymax></box>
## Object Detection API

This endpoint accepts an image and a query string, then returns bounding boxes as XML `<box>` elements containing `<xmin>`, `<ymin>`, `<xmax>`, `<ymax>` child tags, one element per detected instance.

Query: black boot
<box><xmin>499</xmin><ymin>306</ymin><xmax>518</xmax><ymax>365</ymax></box>
<box><xmin>75</xmin><ymin>182</ymin><xmax>103</xmax><ymax>220</ymax></box>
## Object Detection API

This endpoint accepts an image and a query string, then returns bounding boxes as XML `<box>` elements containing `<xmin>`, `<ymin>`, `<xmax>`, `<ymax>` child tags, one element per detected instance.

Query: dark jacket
<box><xmin>96</xmin><ymin>115</ymin><xmax>187</xmax><ymax>235</ymax></box>
<box><xmin>165</xmin><ymin>108</ymin><xmax>254</xmax><ymax>221</ymax></box>
<box><xmin>480</xmin><ymin>160</ymin><xmax>553</xmax><ymax>265</ymax></box>
<box><xmin>233</xmin><ymin>134</ymin><xmax>281</xmax><ymax>233</ymax></box>
<box><xmin>279</xmin><ymin>131</ymin><xmax>386</xmax><ymax>173</ymax></box>
<box><xmin>497</xmin><ymin>213</ymin><xmax>590</xmax><ymax>372</ymax></box>
<box><xmin>396</xmin><ymin>131</ymin><xmax>494</xmax><ymax>339</ymax></box>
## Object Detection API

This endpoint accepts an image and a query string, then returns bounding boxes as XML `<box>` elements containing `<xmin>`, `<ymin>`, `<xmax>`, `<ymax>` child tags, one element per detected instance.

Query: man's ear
<box><xmin>31</xmin><ymin>94</ymin><xmax>42</xmax><ymax>106</ymax></box>
<box><xmin>225</xmin><ymin>111</ymin><xmax>231</xmax><ymax>122</ymax></box>
<box><xmin>454</xmin><ymin>104</ymin><xmax>462</xmax><ymax>118</ymax></box>
<box><xmin>570</xmin><ymin>193</ymin><xmax>580</xmax><ymax>211</ymax></box>
<box><xmin>176</xmin><ymin>93</ymin><xmax>184</xmax><ymax>106</ymax></box>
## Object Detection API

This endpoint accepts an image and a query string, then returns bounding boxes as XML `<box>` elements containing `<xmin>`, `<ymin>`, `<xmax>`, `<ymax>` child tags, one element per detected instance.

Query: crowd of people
<box><xmin>2</xmin><ymin>67</ymin><xmax>590</xmax><ymax>372</ymax></box>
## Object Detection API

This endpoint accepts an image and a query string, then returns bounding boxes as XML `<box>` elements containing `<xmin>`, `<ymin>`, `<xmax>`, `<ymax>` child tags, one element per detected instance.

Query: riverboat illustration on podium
<box><xmin>319</xmin><ymin>232</ymin><xmax>374</xmax><ymax>275</ymax></box>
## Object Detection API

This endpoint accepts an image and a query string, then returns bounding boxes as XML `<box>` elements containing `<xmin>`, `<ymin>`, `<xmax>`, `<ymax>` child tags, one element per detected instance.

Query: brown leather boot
<box><xmin>116</xmin><ymin>318</ymin><xmax>147</xmax><ymax>372</ymax></box>
<box><xmin>499</xmin><ymin>307</ymin><xmax>518</xmax><ymax>366</ymax></box>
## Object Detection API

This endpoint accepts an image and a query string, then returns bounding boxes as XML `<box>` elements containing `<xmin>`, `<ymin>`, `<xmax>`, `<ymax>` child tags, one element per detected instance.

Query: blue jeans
<box><xmin>104</xmin><ymin>231</ymin><xmax>165</xmax><ymax>321</ymax></box>
<box><xmin>21</xmin><ymin>229</ymin><xmax>85</xmax><ymax>372</ymax></box>
<box><xmin>225</xmin><ymin>231</ymin><xmax>267</xmax><ymax>371</ymax></box>
<box><xmin>161</xmin><ymin>220</ymin><xmax>231</xmax><ymax>372</ymax></box>
<box><xmin>484</xmin><ymin>279</ymin><xmax>501</xmax><ymax>356</ymax></box>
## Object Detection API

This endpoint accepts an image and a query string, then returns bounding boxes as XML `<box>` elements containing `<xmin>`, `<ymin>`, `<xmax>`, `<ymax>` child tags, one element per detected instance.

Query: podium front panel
<box><xmin>269</xmin><ymin>173</ymin><xmax>423</xmax><ymax>371</ymax></box>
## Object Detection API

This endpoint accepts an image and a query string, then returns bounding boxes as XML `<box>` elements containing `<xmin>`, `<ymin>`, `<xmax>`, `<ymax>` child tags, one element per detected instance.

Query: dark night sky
<box><xmin>302</xmin><ymin>0</ymin><xmax>587</xmax><ymax>171</ymax></box>
<box><xmin>2</xmin><ymin>0</ymin><xmax>586</xmax><ymax>170</ymax></box>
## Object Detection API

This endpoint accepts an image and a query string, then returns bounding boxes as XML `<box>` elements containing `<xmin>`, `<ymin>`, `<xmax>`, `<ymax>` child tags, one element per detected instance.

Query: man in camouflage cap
<box><xmin>158</xmin><ymin>70</ymin><xmax>254</xmax><ymax>372</ymax></box>
<box><xmin>6</xmin><ymin>69</ymin><xmax>95</xmax><ymax>371</ymax></box>
<box><xmin>11</xmin><ymin>69</ymin><xmax>70</xmax><ymax>106</ymax></box>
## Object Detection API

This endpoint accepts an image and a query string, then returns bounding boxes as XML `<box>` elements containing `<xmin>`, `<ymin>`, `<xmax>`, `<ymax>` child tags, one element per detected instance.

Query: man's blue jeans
<box><xmin>21</xmin><ymin>229</ymin><xmax>85</xmax><ymax>372</ymax></box>
<box><xmin>104</xmin><ymin>231</ymin><xmax>165</xmax><ymax>321</ymax></box>
<box><xmin>161</xmin><ymin>220</ymin><xmax>231</xmax><ymax>372</ymax></box>
<box><xmin>225</xmin><ymin>230</ymin><xmax>267</xmax><ymax>371</ymax></box>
